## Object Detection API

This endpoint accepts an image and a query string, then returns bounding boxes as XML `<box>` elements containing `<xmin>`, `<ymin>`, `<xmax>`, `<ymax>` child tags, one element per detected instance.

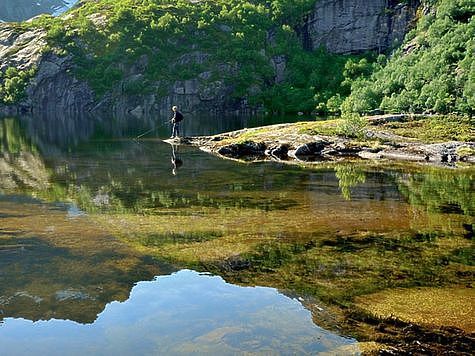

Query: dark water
<box><xmin>0</xmin><ymin>114</ymin><xmax>473</xmax><ymax>354</ymax></box>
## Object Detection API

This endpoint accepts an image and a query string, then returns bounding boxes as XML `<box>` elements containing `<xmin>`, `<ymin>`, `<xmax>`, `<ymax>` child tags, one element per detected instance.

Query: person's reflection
<box><xmin>171</xmin><ymin>144</ymin><xmax>183</xmax><ymax>176</ymax></box>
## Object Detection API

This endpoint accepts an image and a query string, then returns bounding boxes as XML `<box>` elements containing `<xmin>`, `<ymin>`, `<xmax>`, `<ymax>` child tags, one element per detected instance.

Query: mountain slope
<box><xmin>2</xmin><ymin>0</ymin><xmax>471</xmax><ymax>117</ymax></box>
<box><xmin>343</xmin><ymin>0</ymin><xmax>475</xmax><ymax>115</ymax></box>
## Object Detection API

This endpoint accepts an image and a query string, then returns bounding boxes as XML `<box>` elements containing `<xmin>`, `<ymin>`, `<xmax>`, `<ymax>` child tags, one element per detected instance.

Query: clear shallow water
<box><xmin>0</xmin><ymin>114</ymin><xmax>473</xmax><ymax>354</ymax></box>
<box><xmin>0</xmin><ymin>270</ymin><xmax>356</xmax><ymax>355</ymax></box>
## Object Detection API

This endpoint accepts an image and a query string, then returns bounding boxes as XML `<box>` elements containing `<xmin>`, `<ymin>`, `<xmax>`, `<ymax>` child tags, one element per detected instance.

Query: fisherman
<box><xmin>170</xmin><ymin>105</ymin><xmax>184</xmax><ymax>138</ymax></box>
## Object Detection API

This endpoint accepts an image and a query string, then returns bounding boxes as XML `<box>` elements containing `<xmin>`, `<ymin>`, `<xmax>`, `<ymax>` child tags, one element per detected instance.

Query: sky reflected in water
<box><xmin>0</xmin><ymin>270</ymin><xmax>356</xmax><ymax>355</ymax></box>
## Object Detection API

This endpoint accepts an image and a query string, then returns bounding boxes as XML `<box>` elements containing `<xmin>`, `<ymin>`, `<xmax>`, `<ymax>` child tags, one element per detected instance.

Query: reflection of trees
<box><xmin>397</xmin><ymin>168</ymin><xmax>475</xmax><ymax>217</ymax></box>
<box><xmin>334</xmin><ymin>164</ymin><xmax>366</xmax><ymax>200</ymax></box>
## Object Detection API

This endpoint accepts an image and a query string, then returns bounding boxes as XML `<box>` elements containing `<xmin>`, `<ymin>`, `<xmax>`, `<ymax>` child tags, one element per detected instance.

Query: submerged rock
<box><xmin>354</xmin><ymin>287</ymin><xmax>475</xmax><ymax>333</ymax></box>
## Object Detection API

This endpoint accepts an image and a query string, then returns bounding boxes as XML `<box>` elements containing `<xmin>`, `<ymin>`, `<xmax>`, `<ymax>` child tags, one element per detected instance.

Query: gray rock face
<box><xmin>0</xmin><ymin>25</ymin><xmax>46</xmax><ymax>71</ymax></box>
<box><xmin>27</xmin><ymin>53</ymin><xmax>95</xmax><ymax>116</ymax></box>
<box><xmin>0</xmin><ymin>24</ymin><xmax>95</xmax><ymax>116</ymax></box>
<box><xmin>304</xmin><ymin>0</ymin><xmax>419</xmax><ymax>54</ymax></box>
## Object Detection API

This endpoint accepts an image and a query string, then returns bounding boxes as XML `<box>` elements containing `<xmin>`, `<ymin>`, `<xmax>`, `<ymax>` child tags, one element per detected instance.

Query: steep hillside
<box><xmin>1</xmin><ymin>0</ymin><xmax>468</xmax><ymax>118</ymax></box>
<box><xmin>344</xmin><ymin>0</ymin><xmax>475</xmax><ymax>115</ymax></box>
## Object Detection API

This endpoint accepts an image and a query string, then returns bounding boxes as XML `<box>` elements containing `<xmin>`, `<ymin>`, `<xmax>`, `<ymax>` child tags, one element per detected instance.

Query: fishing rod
<box><xmin>134</xmin><ymin>119</ymin><xmax>172</xmax><ymax>140</ymax></box>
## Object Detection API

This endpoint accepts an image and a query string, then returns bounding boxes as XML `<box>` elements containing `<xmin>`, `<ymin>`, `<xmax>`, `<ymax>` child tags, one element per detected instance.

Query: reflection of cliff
<box><xmin>0</xmin><ymin>117</ymin><xmax>174</xmax><ymax>324</ymax></box>
<box><xmin>0</xmin><ymin>198</ymin><xmax>173</xmax><ymax>324</ymax></box>
<box><xmin>19</xmin><ymin>113</ymin><xmax>96</xmax><ymax>153</ymax></box>
<box><xmin>0</xmin><ymin>118</ymin><xmax>49</xmax><ymax>190</ymax></box>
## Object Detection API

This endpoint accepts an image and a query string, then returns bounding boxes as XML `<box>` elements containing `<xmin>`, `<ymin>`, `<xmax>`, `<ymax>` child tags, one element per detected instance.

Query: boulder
<box><xmin>292</xmin><ymin>141</ymin><xmax>327</xmax><ymax>157</ymax></box>
<box><xmin>217</xmin><ymin>141</ymin><xmax>266</xmax><ymax>158</ymax></box>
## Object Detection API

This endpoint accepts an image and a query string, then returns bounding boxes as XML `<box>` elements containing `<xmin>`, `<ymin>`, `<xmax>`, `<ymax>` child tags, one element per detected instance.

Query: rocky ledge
<box><xmin>178</xmin><ymin>117</ymin><xmax>475</xmax><ymax>167</ymax></box>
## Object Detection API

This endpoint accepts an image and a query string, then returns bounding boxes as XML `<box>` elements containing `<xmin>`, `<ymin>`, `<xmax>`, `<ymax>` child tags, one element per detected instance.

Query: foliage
<box><xmin>337</xmin><ymin>113</ymin><xmax>367</xmax><ymax>139</ymax></box>
<box><xmin>11</xmin><ymin>0</ymin><xmax>474</xmax><ymax>117</ymax></box>
<box><xmin>20</xmin><ymin>0</ymin><xmax>374</xmax><ymax>113</ymax></box>
<box><xmin>343</xmin><ymin>0</ymin><xmax>475</xmax><ymax>115</ymax></box>
<box><xmin>0</xmin><ymin>67</ymin><xmax>36</xmax><ymax>105</ymax></box>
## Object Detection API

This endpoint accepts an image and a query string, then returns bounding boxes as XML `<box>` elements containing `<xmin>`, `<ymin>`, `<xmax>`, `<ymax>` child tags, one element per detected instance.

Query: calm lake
<box><xmin>0</xmin><ymin>114</ymin><xmax>473</xmax><ymax>354</ymax></box>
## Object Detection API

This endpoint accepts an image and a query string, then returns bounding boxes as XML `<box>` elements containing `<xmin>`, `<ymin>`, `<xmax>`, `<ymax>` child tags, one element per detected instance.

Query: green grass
<box><xmin>297</xmin><ymin>119</ymin><xmax>343</xmax><ymax>136</ymax></box>
<box><xmin>380</xmin><ymin>115</ymin><xmax>474</xmax><ymax>142</ymax></box>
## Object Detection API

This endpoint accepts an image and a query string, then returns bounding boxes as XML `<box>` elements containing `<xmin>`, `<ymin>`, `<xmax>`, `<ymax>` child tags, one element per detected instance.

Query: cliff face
<box><xmin>0</xmin><ymin>24</ymin><xmax>94</xmax><ymax>116</ymax></box>
<box><xmin>303</xmin><ymin>0</ymin><xmax>419</xmax><ymax>54</ymax></box>
<box><xmin>0</xmin><ymin>0</ymin><xmax>420</xmax><ymax>117</ymax></box>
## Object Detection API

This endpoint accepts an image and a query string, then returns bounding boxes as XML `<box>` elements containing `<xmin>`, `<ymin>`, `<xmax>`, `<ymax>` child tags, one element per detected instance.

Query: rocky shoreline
<box><xmin>176</xmin><ymin>118</ymin><xmax>475</xmax><ymax>168</ymax></box>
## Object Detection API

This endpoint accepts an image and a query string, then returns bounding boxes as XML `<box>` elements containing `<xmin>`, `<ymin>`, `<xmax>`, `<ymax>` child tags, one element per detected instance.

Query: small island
<box><xmin>179</xmin><ymin>114</ymin><xmax>474</xmax><ymax>167</ymax></box>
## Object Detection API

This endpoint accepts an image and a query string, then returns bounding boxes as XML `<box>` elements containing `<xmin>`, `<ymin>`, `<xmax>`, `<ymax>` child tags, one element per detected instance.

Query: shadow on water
<box><xmin>0</xmin><ymin>113</ymin><xmax>474</xmax><ymax>353</ymax></box>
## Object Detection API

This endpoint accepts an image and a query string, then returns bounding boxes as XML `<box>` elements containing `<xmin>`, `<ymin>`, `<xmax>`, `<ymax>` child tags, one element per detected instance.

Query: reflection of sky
<box><xmin>0</xmin><ymin>270</ymin><xmax>356</xmax><ymax>355</ymax></box>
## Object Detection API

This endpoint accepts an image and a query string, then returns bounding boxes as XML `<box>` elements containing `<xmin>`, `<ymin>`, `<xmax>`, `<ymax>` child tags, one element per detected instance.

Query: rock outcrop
<box><xmin>303</xmin><ymin>0</ymin><xmax>419</xmax><ymax>54</ymax></box>
<box><xmin>182</xmin><ymin>120</ymin><xmax>475</xmax><ymax>167</ymax></box>
<box><xmin>0</xmin><ymin>24</ymin><xmax>95</xmax><ymax>116</ymax></box>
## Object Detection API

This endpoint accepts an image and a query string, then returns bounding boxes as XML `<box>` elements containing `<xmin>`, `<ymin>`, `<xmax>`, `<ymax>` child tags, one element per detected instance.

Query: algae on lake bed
<box><xmin>355</xmin><ymin>287</ymin><xmax>475</xmax><ymax>333</ymax></box>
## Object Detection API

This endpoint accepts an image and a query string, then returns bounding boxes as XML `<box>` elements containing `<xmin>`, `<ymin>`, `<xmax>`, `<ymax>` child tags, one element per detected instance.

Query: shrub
<box><xmin>338</xmin><ymin>113</ymin><xmax>367</xmax><ymax>139</ymax></box>
<box><xmin>0</xmin><ymin>67</ymin><xmax>36</xmax><ymax>104</ymax></box>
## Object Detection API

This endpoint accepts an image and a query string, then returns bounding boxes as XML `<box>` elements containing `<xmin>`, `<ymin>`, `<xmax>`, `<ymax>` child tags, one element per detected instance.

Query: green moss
<box><xmin>456</xmin><ymin>145</ymin><xmax>475</xmax><ymax>158</ymax></box>
<box><xmin>380</xmin><ymin>115</ymin><xmax>475</xmax><ymax>143</ymax></box>
<box><xmin>297</xmin><ymin>119</ymin><xmax>342</xmax><ymax>136</ymax></box>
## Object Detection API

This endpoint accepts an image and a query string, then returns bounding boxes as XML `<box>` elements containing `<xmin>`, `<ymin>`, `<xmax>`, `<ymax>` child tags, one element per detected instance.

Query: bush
<box><xmin>0</xmin><ymin>67</ymin><xmax>36</xmax><ymax>104</ymax></box>
<box><xmin>338</xmin><ymin>113</ymin><xmax>367</xmax><ymax>139</ymax></box>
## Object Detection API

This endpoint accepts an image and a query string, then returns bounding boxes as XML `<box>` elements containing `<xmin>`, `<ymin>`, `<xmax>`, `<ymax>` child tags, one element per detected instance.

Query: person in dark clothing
<box><xmin>170</xmin><ymin>105</ymin><xmax>184</xmax><ymax>138</ymax></box>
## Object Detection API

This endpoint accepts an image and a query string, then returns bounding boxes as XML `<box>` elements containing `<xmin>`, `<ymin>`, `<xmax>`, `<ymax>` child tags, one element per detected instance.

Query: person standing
<box><xmin>170</xmin><ymin>105</ymin><xmax>184</xmax><ymax>138</ymax></box>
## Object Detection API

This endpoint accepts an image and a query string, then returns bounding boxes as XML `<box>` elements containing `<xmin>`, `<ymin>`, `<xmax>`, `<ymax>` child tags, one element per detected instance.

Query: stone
<box><xmin>217</xmin><ymin>142</ymin><xmax>266</xmax><ymax>158</ymax></box>
<box><xmin>270</xmin><ymin>55</ymin><xmax>286</xmax><ymax>84</ymax></box>
<box><xmin>129</xmin><ymin>105</ymin><xmax>144</xmax><ymax>118</ymax></box>
<box><xmin>304</xmin><ymin>0</ymin><xmax>419</xmax><ymax>54</ymax></box>
<box><xmin>265</xmin><ymin>144</ymin><xmax>289</xmax><ymax>159</ymax></box>
<box><xmin>217</xmin><ymin>24</ymin><xmax>232</xmax><ymax>33</ymax></box>
<box><xmin>293</xmin><ymin>141</ymin><xmax>327</xmax><ymax>157</ymax></box>
<box><xmin>174</xmin><ymin>87</ymin><xmax>185</xmax><ymax>95</ymax></box>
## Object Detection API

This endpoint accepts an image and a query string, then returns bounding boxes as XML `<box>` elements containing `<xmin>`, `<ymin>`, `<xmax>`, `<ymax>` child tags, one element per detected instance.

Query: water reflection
<box><xmin>170</xmin><ymin>144</ymin><xmax>183</xmax><ymax>176</ymax></box>
<box><xmin>0</xmin><ymin>196</ymin><xmax>171</xmax><ymax>324</ymax></box>
<box><xmin>0</xmin><ymin>270</ymin><xmax>357</xmax><ymax>355</ymax></box>
<box><xmin>0</xmin><ymin>114</ymin><xmax>474</xmax><ymax>352</ymax></box>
